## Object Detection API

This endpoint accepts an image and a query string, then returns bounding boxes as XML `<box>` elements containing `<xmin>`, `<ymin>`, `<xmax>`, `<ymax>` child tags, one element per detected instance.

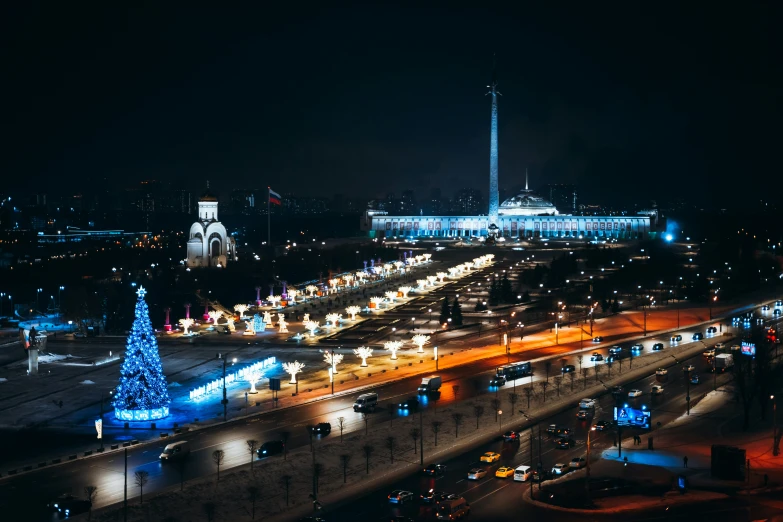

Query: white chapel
<box><xmin>186</xmin><ymin>189</ymin><xmax>236</xmax><ymax>268</ymax></box>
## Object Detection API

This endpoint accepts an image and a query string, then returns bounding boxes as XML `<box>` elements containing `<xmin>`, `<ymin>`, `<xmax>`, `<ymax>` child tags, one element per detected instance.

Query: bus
<box><xmin>496</xmin><ymin>362</ymin><xmax>532</xmax><ymax>380</ymax></box>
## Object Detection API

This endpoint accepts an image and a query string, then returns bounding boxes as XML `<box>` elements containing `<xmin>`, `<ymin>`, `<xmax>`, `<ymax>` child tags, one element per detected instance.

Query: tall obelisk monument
<box><xmin>487</xmin><ymin>58</ymin><xmax>500</xmax><ymax>228</ymax></box>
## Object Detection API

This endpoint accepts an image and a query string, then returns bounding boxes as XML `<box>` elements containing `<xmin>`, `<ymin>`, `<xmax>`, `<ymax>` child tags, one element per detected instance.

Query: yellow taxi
<box><xmin>480</xmin><ymin>452</ymin><xmax>500</xmax><ymax>463</ymax></box>
<box><xmin>495</xmin><ymin>466</ymin><xmax>515</xmax><ymax>478</ymax></box>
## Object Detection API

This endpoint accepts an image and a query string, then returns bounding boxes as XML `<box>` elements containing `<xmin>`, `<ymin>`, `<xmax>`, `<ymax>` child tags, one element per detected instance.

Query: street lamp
<box><xmin>498</xmin><ymin>410</ymin><xmax>503</xmax><ymax>432</ymax></box>
<box><xmin>772</xmin><ymin>395</ymin><xmax>778</xmax><ymax>456</ymax></box>
<box><xmin>36</xmin><ymin>288</ymin><xmax>43</xmax><ymax>313</ymax></box>
<box><xmin>434</xmin><ymin>346</ymin><xmax>438</xmax><ymax>370</ymax></box>
<box><xmin>586</xmin><ymin>426</ymin><xmax>596</xmax><ymax>496</ymax></box>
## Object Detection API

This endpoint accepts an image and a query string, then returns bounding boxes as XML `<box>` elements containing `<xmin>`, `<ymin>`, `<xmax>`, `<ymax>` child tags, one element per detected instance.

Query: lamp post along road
<box><xmin>586</xmin><ymin>426</ymin><xmax>596</xmax><ymax>496</ymax></box>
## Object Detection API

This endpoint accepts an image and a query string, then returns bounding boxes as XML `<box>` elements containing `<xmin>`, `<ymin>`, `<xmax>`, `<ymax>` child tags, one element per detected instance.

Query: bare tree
<box><xmin>629</xmin><ymin>349</ymin><xmax>635</xmax><ymax>369</ymax></box>
<box><xmin>568</xmin><ymin>371</ymin><xmax>575</xmax><ymax>392</ymax></box>
<box><xmin>313</xmin><ymin>462</ymin><xmax>324</xmax><ymax>495</ymax></box>
<box><xmin>337</xmin><ymin>416</ymin><xmax>346</xmax><ymax>442</ymax></box>
<box><xmin>472</xmin><ymin>377</ymin><xmax>485</xmax><ymax>396</ymax></box>
<box><xmin>491</xmin><ymin>398</ymin><xmax>501</xmax><ymax>421</ymax></box>
<box><xmin>553</xmin><ymin>376</ymin><xmax>563</xmax><ymax>397</ymax></box>
<box><xmin>340</xmin><ymin>454</ymin><xmax>351</xmax><ymax>483</ymax></box>
<box><xmin>134</xmin><ymin>470</ymin><xmax>149</xmax><ymax>504</ymax></box>
<box><xmin>577</xmin><ymin>355</ymin><xmax>583</xmax><ymax>371</ymax></box>
<box><xmin>452</xmin><ymin>412</ymin><xmax>464</xmax><ymax>438</ymax></box>
<box><xmin>544</xmin><ymin>360</ymin><xmax>552</xmax><ymax>382</ymax></box>
<box><xmin>385</xmin><ymin>436</ymin><xmax>396</xmax><ymax>463</ymax></box>
<box><xmin>84</xmin><ymin>486</ymin><xmax>98</xmax><ymax>521</ymax></box>
<box><xmin>522</xmin><ymin>386</ymin><xmax>534</xmax><ymax>409</ymax></box>
<box><xmin>362</xmin><ymin>444</ymin><xmax>374</xmax><ymax>474</ymax></box>
<box><xmin>176</xmin><ymin>455</ymin><xmax>188</xmax><ymax>491</ymax></box>
<box><xmin>606</xmin><ymin>358</ymin><xmax>613</xmax><ymax>377</ymax></box>
<box><xmin>280</xmin><ymin>475</ymin><xmax>292</xmax><ymax>506</ymax></box>
<box><xmin>508</xmin><ymin>393</ymin><xmax>519</xmax><ymax>416</ymax></box>
<box><xmin>212</xmin><ymin>449</ymin><xmax>225</xmax><ymax>482</ymax></box>
<box><xmin>387</xmin><ymin>403</ymin><xmax>396</xmax><ymax>427</ymax></box>
<box><xmin>593</xmin><ymin>363</ymin><xmax>601</xmax><ymax>382</ymax></box>
<box><xmin>280</xmin><ymin>431</ymin><xmax>290</xmax><ymax>460</ymax></box>
<box><xmin>452</xmin><ymin>385</ymin><xmax>461</xmax><ymax>400</ymax></box>
<box><xmin>431</xmin><ymin>420</ymin><xmax>443</xmax><ymax>446</ymax></box>
<box><xmin>581</xmin><ymin>367</ymin><xmax>590</xmax><ymax>389</ymax></box>
<box><xmin>539</xmin><ymin>381</ymin><xmax>549</xmax><ymax>403</ymax></box>
<box><xmin>203</xmin><ymin>502</ymin><xmax>216</xmax><ymax>522</ymax></box>
<box><xmin>246</xmin><ymin>485</ymin><xmax>260</xmax><ymax>520</ymax></box>
<box><xmin>473</xmin><ymin>404</ymin><xmax>485</xmax><ymax>429</ymax></box>
<box><xmin>362</xmin><ymin>412</ymin><xmax>370</xmax><ymax>435</ymax></box>
<box><xmin>410</xmin><ymin>428</ymin><xmax>421</xmax><ymax>453</ymax></box>
<box><xmin>246</xmin><ymin>439</ymin><xmax>258</xmax><ymax>472</ymax></box>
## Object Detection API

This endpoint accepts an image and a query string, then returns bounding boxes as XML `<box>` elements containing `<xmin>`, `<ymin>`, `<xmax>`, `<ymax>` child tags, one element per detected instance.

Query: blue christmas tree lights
<box><xmin>113</xmin><ymin>286</ymin><xmax>171</xmax><ymax>421</ymax></box>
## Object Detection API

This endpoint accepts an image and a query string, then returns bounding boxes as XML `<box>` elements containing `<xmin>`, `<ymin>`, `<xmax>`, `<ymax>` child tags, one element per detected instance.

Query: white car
<box><xmin>551</xmin><ymin>463</ymin><xmax>570</xmax><ymax>475</ymax></box>
<box><xmin>651</xmin><ymin>385</ymin><xmax>664</xmax><ymax>395</ymax></box>
<box><xmin>683</xmin><ymin>364</ymin><xmax>696</xmax><ymax>372</ymax></box>
<box><xmin>579</xmin><ymin>398</ymin><xmax>597</xmax><ymax>409</ymax></box>
<box><xmin>570</xmin><ymin>457</ymin><xmax>587</xmax><ymax>469</ymax></box>
<box><xmin>628</xmin><ymin>389</ymin><xmax>643</xmax><ymax>397</ymax></box>
<box><xmin>467</xmin><ymin>468</ymin><xmax>487</xmax><ymax>480</ymax></box>
<box><xmin>655</xmin><ymin>368</ymin><xmax>668</xmax><ymax>376</ymax></box>
<box><xmin>703</xmin><ymin>348</ymin><xmax>716</xmax><ymax>357</ymax></box>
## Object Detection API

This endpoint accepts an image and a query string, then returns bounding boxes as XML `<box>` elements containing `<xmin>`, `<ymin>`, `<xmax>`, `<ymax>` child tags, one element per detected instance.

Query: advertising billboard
<box><xmin>614</xmin><ymin>406</ymin><xmax>651</xmax><ymax>429</ymax></box>
<box><xmin>740</xmin><ymin>341</ymin><xmax>756</xmax><ymax>356</ymax></box>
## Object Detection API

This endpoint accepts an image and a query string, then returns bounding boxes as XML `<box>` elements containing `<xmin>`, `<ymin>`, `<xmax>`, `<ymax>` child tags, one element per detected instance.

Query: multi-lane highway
<box><xmin>3</xmin><ymin>303</ymin><xmax>777</xmax><ymax>521</ymax></box>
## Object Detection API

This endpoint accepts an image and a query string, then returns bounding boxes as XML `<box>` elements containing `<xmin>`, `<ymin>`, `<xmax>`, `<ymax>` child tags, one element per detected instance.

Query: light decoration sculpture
<box><xmin>286</xmin><ymin>289</ymin><xmax>299</xmax><ymax>303</ymax></box>
<box><xmin>277</xmin><ymin>313</ymin><xmax>288</xmax><ymax>333</ymax></box>
<box><xmin>207</xmin><ymin>310</ymin><xmax>223</xmax><ymax>324</ymax></box>
<box><xmin>393</xmin><ymin>260</ymin><xmax>404</xmax><ymax>272</ymax></box>
<box><xmin>356</xmin><ymin>271</ymin><xmax>368</xmax><ymax>284</ymax></box>
<box><xmin>269</xmin><ymin>295</ymin><xmax>282</xmax><ymax>308</ymax></box>
<box><xmin>114</xmin><ymin>286</ymin><xmax>170</xmax><ymax>421</ymax></box>
<box><xmin>306</xmin><ymin>285</ymin><xmax>318</xmax><ymax>298</ymax></box>
<box><xmin>416</xmin><ymin>279</ymin><xmax>428</xmax><ymax>290</ymax></box>
<box><xmin>325</xmin><ymin>313</ymin><xmax>340</xmax><ymax>327</ymax></box>
<box><xmin>343</xmin><ymin>274</ymin><xmax>354</xmax><ymax>287</ymax></box>
<box><xmin>372</xmin><ymin>266</ymin><xmax>384</xmax><ymax>276</ymax></box>
<box><xmin>461</xmin><ymin>262</ymin><xmax>473</xmax><ymax>272</ymax></box>
<box><xmin>225</xmin><ymin>319</ymin><xmax>235</xmax><ymax>332</ymax></box>
<box><xmin>354</xmin><ymin>346</ymin><xmax>373</xmax><ymax>367</ymax></box>
<box><xmin>405</xmin><ymin>257</ymin><xmax>416</xmax><ymax>266</ymax></box>
<box><xmin>234</xmin><ymin>304</ymin><xmax>250</xmax><ymax>319</ymax></box>
<box><xmin>423</xmin><ymin>253</ymin><xmax>432</xmax><ymax>262</ymax></box>
<box><xmin>383</xmin><ymin>263</ymin><xmax>393</xmax><ymax>275</ymax></box>
<box><xmin>263</xmin><ymin>311</ymin><xmax>273</xmax><ymax>327</ymax></box>
<box><xmin>345</xmin><ymin>306</ymin><xmax>361</xmax><ymax>321</ymax></box>
<box><xmin>189</xmin><ymin>356</ymin><xmax>276</xmax><ymax>400</ymax></box>
<box><xmin>304</xmin><ymin>320</ymin><xmax>319</xmax><ymax>337</ymax></box>
<box><xmin>398</xmin><ymin>286</ymin><xmax>412</xmax><ymax>298</ymax></box>
<box><xmin>384</xmin><ymin>291</ymin><xmax>397</xmax><ymax>302</ymax></box>
<box><xmin>178</xmin><ymin>318</ymin><xmax>195</xmax><ymax>335</ymax></box>
<box><xmin>411</xmin><ymin>334</ymin><xmax>430</xmax><ymax>354</ymax></box>
<box><xmin>448</xmin><ymin>267</ymin><xmax>460</xmax><ymax>278</ymax></box>
<box><xmin>415</xmin><ymin>255</ymin><xmax>424</xmax><ymax>263</ymax></box>
<box><xmin>302</xmin><ymin>313</ymin><xmax>310</xmax><ymax>323</ymax></box>
<box><xmin>384</xmin><ymin>340</ymin><xmax>404</xmax><ymax>360</ymax></box>
<box><xmin>283</xmin><ymin>360</ymin><xmax>305</xmax><ymax>384</ymax></box>
<box><xmin>370</xmin><ymin>296</ymin><xmax>385</xmax><ymax>309</ymax></box>
<box><xmin>328</xmin><ymin>278</ymin><xmax>341</xmax><ymax>293</ymax></box>
<box><xmin>426</xmin><ymin>275</ymin><xmax>437</xmax><ymax>286</ymax></box>
<box><xmin>323</xmin><ymin>351</ymin><xmax>343</xmax><ymax>374</ymax></box>
<box><xmin>436</xmin><ymin>271</ymin><xmax>447</xmax><ymax>283</ymax></box>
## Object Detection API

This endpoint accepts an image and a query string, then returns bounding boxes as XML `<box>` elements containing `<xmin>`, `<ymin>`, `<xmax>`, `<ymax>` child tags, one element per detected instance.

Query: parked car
<box><xmin>671</xmin><ymin>335</ymin><xmax>683</xmax><ymax>343</ymax></box>
<box><xmin>590</xmin><ymin>353</ymin><xmax>604</xmax><ymax>361</ymax></box>
<box><xmin>651</xmin><ymin>385</ymin><xmax>664</xmax><ymax>395</ymax></box>
<box><xmin>561</xmin><ymin>364</ymin><xmax>576</xmax><ymax>374</ymax></box>
<box><xmin>480</xmin><ymin>452</ymin><xmax>500</xmax><ymax>463</ymax></box>
<box><xmin>692</xmin><ymin>333</ymin><xmax>704</xmax><ymax>341</ymax></box>
<box><xmin>467</xmin><ymin>468</ymin><xmax>487</xmax><ymax>480</ymax></box>
<box><xmin>652</xmin><ymin>343</ymin><xmax>664</xmax><ymax>351</ymax></box>
<box><xmin>630</xmin><ymin>343</ymin><xmax>644</xmax><ymax>352</ymax></box>
<box><xmin>593</xmin><ymin>337</ymin><xmax>604</xmax><ymax>343</ymax></box>
<box><xmin>398</xmin><ymin>397</ymin><xmax>419</xmax><ymax>410</ymax></box>
<box><xmin>423</xmin><ymin>463</ymin><xmax>447</xmax><ymax>476</ymax></box>
<box><xmin>552</xmin><ymin>463</ymin><xmax>570</xmax><ymax>475</ymax></box>
<box><xmin>310</xmin><ymin>422</ymin><xmax>332</xmax><ymax>435</ymax></box>
<box><xmin>495</xmin><ymin>466</ymin><xmax>515</xmax><ymax>478</ymax></box>
<box><xmin>489</xmin><ymin>375</ymin><xmax>507</xmax><ymax>386</ymax></box>
<box><xmin>555</xmin><ymin>438</ymin><xmax>575</xmax><ymax>449</ymax></box>
<box><xmin>388</xmin><ymin>490</ymin><xmax>414</xmax><ymax>504</ymax></box>
<box><xmin>257</xmin><ymin>440</ymin><xmax>285</xmax><ymax>458</ymax></box>
<box><xmin>628</xmin><ymin>389</ymin><xmax>643</xmax><ymax>397</ymax></box>
<box><xmin>503</xmin><ymin>431</ymin><xmax>520</xmax><ymax>442</ymax></box>
<box><xmin>570</xmin><ymin>457</ymin><xmax>587</xmax><ymax>469</ymax></box>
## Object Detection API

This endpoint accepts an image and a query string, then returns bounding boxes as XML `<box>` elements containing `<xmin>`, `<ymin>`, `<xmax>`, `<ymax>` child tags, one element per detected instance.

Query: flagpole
<box><xmin>267</xmin><ymin>187</ymin><xmax>271</xmax><ymax>246</ymax></box>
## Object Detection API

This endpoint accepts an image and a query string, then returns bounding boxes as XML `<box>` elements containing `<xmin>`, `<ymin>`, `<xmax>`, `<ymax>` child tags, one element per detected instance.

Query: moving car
<box><xmin>398</xmin><ymin>397</ymin><xmax>419</xmax><ymax>410</ymax></box>
<box><xmin>423</xmin><ymin>463</ymin><xmax>447</xmax><ymax>476</ymax></box>
<box><xmin>762</xmin><ymin>305</ymin><xmax>770</xmax><ymax>311</ymax></box>
<box><xmin>611</xmin><ymin>385</ymin><xmax>624</xmax><ymax>396</ymax></box>
<box><xmin>775</xmin><ymin>309</ymin><xmax>782</xmax><ymax>317</ymax></box>
<box><xmin>576</xmin><ymin>410</ymin><xmax>590</xmax><ymax>419</ymax></box>
<box><xmin>552</xmin><ymin>463</ymin><xmax>570</xmax><ymax>475</ymax></box>
<box><xmin>683</xmin><ymin>364</ymin><xmax>696</xmax><ymax>372</ymax></box>
<box><xmin>159</xmin><ymin>441</ymin><xmax>190</xmax><ymax>461</ymax></box>
<box><xmin>480</xmin><ymin>451</ymin><xmax>500</xmax><ymax>463</ymax></box>
<box><xmin>555</xmin><ymin>438</ymin><xmax>575</xmax><ymax>449</ymax></box>
<box><xmin>692</xmin><ymin>333</ymin><xmax>704</xmax><ymax>341</ymax></box>
<box><xmin>553</xmin><ymin>427</ymin><xmax>572</xmax><ymax>439</ymax></box>
<box><xmin>691</xmin><ymin>374</ymin><xmax>700</xmax><ymax>384</ymax></box>
<box><xmin>609</xmin><ymin>346</ymin><xmax>623</xmax><ymax>355</ymax></box>
<box><xmin>50</xmin><ymin>495</ymin><xmax>92</xmax><ymax>518</ymax></box>
<box><xmin>579</xmin><ymin>398</ymin><xmax>597</xmax><ymax>409</ymax></box>
<box><xmin>652</xmin><ymin>343</ymin><xmax>664</xmax><ymax>351</ymax></box>
<box><xmin>467</xmin><ymin>468</ymin><xmax>487</xmax><ymax>480</ymax></box>
<box><xmin>489</xmin><ymin>375</ymin><xmax>507</xmax><ymax>387</ymax></box>
<box><xmin>546</xmin><ymin>424</ymin><xmax>558</xmax><ymax>434</ymax></box>
<box><xmin>594</xmin><ymin>420</ymin><xmax>612</xmax><ymax>431</ymax></box>
<box><xmin>630</xmin><ymin>343</ymin><xmax>644</xmax><ymax>352</ymax></box>
<box><xmin>628</xmin><ymin>389</ymin><xmax>643</xmax><ymax>397</ymax></box>
<box><xmin>570</xmin><ymin>457</ymin><xmax>587</xmax><ymax>469</ymax></box>
<box><xmin>671</xmin><ymin>334</ymin><xmax>683</xmax><ymax>343</ymax></box>
<box><xmin>257</xmin><ymin>440</ymin><xmax>285</xmax><ymax>458</ymax></box>
<box><xmin>590</xmin><ymin>353</ymin><xmax>604</xmax><ymax>361</ymax></box>
<box><xmin>651</xmin><ymin>385</ymin><xmax>664</xmax><ymax>395</ymax></box>
<box><xmin>561</xmin><ymin>364</ymin><xmax>576</xmax><ymax>374</ymax></box>
<box><xmin>310</xmin><ymin>422</ymin><xmax>331</xmax><ymax>435</ymax></box>
<box><xmin>420</xmin><ymin>489</ymin><xmax>447</xmax><ymax>504</ymax></box>
<box><xmin>592</xmin><ymin>337</ymin><xmax>604</xmax><ymax>343</ymax></box>
<box><xmin>388</xmin><ymin>490</ymin><xmax>414</xmax><ymax>504</ymax></box>
<box><xmin>436</xmin><ymin>497</ymin><xmax>470</xmax><ymax>521</ymax></box>
<box><xmin>495</xmin><ymin>466</ymin><xmax>515</xmax><ymax>478</ymax></box>
<box><xmin>655</xmin><ymin>368</ymin><xmax>668</xmax><ymax>376</ymax></box>
<box><xmin>502</xmin><ymin>431</ymin><xmax>519</xmax><ymax>442</ymax></box>
<box><xmin>703</xmin><ymin>348</ymin><xmax>716</xmax><ymax>357</ymax></box>
<box><xmin>513</xmin><ymin>465</ymin><xmax>532</xmax><ymax>482</ymax></box>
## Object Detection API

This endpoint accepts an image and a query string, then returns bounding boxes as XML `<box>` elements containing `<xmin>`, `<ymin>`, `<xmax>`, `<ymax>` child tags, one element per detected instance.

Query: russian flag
<box><xmin>269</xmin><ymin>188</ymin><xmax>282</xmax><ymax>206</ymax></box>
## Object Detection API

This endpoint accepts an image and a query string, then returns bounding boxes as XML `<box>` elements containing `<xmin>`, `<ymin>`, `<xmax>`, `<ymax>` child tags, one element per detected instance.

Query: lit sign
<box><xmin>614</xmin><ymin>406</ymin><xmax>651</xmax><ymax>429</ymax></box>
<box><xmin>741</xmin><ymin>341</ymin><xmax>756</xmax><ymax>356</ymax></box>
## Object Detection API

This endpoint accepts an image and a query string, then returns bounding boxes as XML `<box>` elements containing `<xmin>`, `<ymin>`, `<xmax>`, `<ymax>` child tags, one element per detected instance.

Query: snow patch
<box><xmin>80</xmin><ymin>380</ymin><xmax>95</xmax><ymax>385</ymax></box>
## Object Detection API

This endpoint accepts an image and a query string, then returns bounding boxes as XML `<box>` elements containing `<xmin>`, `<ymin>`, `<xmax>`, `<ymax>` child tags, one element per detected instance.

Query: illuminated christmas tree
<box><xmin>113</xmin><ymin>286</ymin><xmax>170</xmax><ymax>421</ymax></box>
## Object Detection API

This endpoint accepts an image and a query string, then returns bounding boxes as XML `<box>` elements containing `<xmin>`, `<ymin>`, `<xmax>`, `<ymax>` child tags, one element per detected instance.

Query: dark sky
<box><xmin>3</xmin><ymin>4</ymin><xmax>781</xmax><ymax>205</ymax></box>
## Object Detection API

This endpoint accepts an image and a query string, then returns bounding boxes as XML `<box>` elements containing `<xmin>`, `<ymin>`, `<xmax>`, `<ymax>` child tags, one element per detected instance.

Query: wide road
<box><xmin>3</xmin><ymin>305</ymin><xmax>776</xmax><ymax>521</ymax></box>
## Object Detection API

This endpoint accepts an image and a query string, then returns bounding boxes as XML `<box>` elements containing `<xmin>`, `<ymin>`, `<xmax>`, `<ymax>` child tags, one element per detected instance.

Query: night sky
<box><xmin>3</xmin><ymin>4</ymin><xmax>780</xmax><ymax>205</ymax></box>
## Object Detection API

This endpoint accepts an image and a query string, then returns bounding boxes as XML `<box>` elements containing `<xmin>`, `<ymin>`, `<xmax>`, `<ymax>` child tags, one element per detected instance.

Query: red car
<box><xmin>503</xmin><ymin>430</ymin><xmax>520</xmax><ymax>442</ymax></box>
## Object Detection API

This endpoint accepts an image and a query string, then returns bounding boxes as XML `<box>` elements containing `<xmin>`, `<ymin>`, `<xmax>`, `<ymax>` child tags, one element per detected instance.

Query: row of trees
<box><xmin>439</xmin><ymin>297</ymin><xmax>463</xmax><ymax>326</ymax></box>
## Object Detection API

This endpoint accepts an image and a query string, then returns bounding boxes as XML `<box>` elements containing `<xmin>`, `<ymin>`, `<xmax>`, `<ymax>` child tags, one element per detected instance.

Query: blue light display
<box><xmin>113</xmin><ymin>286</ymin><xmax>171</xmax><ymax>421</ymax></box>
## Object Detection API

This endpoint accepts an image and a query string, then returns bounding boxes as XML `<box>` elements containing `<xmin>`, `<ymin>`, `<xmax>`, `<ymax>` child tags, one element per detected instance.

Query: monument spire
<box><xmin>525</xmin><ymin>168</ymin><xmax>529</xmax><ymax>191</ymax></box>
<box><xmin>487</xmin><ymin>54</ymin><xmax>500</xmax><ymax>228</ymax></box>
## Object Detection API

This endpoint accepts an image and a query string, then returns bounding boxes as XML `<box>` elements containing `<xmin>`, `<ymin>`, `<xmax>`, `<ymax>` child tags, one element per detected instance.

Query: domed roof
<box><xmin>499</xmin><ymin>190</ymin><xmax>558</xmax><ymax>216</ymax></box>
<box><xmin>199</xmin><ymin>189</ymin><xmax>218</xmax><ymax>202</ymax></box>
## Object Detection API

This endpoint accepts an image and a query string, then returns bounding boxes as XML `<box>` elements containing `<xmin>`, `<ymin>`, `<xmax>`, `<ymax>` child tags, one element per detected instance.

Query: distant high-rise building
<box><xmin>230</xmin><ymin>189</ymin><xmax>257</xmax><ymax>215</ymax></box>
<box><xmin>453</xmin><ymin>188</ymin><xmax>483</xmax><ymax>215</ymax></box>
<box><xmin>429</xmin><ymin>188</ymin><xmax>443</xmax><ymax>215</ymax></box>
<box><xmin>543</xmin><ymin>184</ymin><xmax>577</xmax><ymax>213</ymax></box>
<box><xmin>400</xmin><ymin>190</ymin><xmax>416</xmax><ymax>214</ymax></box>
